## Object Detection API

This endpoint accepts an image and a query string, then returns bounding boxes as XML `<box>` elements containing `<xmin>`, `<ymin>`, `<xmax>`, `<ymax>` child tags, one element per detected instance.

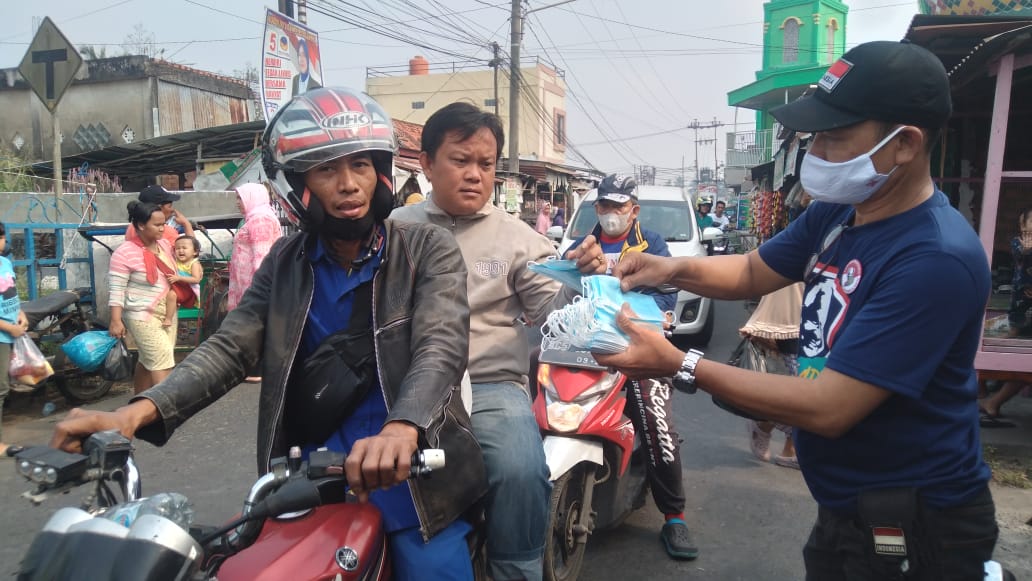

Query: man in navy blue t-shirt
<box><xmin>590</xmin><ymin>41</ymin><xmax>998</xmax><ymax>580</ymax></box>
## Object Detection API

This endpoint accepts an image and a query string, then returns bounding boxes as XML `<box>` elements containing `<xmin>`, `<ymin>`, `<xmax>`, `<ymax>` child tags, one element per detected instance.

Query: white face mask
<box><xmin>800</xmin><ymin>126</ymin><xmax>905</xmax><ymax>205</ymax></box>
<box><xmin>598</xmin><ymin>212</ymin><xmax>632</xmax><ymax>236</ymax></box>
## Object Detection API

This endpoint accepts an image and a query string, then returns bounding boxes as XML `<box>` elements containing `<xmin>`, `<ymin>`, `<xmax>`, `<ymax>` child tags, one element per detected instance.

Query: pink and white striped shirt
<box><xmin>108</xmin><ymin>239</ymin><xmax>175</xmax><ymax>322</ymax></box>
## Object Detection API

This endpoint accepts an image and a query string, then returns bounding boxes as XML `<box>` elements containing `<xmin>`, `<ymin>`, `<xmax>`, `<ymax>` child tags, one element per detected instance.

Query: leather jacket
<box><xmin>133</xmin><ymin>219</ymin><xmax>488</xmax><ymax>540</ymax></box>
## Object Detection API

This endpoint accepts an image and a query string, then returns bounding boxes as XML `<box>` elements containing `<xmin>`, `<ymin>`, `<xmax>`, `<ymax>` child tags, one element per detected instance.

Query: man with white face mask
<box><xmin>584</xmin><ymin>41</ymin><xmax>1000</xmax><ymax>580</ymax></box>
<box><xmin>563</xmin><ymin>174</ymin><xmax>697</xmax><ymax>560</ymax></box>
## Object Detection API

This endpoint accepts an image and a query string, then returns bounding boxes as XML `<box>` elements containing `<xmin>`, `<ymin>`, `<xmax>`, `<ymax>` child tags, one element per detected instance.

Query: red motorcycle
<box><xmin>12</xmin><ymin>431</ymin><xmax>445</xmax><ymax>580</ymax></box>
<box><xmin>532</xmin><ymin>348</ymin><xmax>648</xmax><ymax>581</ymax></box>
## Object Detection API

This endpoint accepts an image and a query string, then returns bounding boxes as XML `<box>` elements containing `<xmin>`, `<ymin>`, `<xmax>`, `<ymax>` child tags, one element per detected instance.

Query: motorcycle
<box><xmin>12</xmin><ymin>287</ymin><xmax>115</xmax><ymax>405</ymax></box>
<box><xmin>532</xmin><ymin>348</ymin><xmax>648</xmax><ymax>581</ymax></box>
<box><xmin>701</xmin><ymin>226</ymin><xmax>732</xmax><ymax>256</ymax></box>
<box><xmin>12</xmin><ymin>431</ymin><xmax>446</xmax><ymax>580</ymax></box>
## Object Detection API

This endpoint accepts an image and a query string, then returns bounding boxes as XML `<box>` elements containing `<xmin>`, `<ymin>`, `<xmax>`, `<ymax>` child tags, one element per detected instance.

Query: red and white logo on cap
<box><xmin>819</xmin><ymin>58</ymin><xmax>853</xmax><ymax>93</ymax></box>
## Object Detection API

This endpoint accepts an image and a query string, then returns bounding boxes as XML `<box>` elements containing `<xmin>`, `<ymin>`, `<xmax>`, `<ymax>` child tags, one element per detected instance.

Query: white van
<box><xmin>556</xmin><ymin>185</ymin><xmax>716</xmax><ymax>346</ymax></box>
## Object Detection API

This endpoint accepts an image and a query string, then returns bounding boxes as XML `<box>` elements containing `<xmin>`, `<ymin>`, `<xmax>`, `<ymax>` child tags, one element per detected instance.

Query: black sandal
<box><xmin>3</xmin><ymin>445</ymin><xmax>25</xmax><ymax>458</ymax></box>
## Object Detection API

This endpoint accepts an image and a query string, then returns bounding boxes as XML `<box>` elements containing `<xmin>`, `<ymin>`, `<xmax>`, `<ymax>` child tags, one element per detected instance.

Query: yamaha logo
<box><xmin>322</xmin><ymin>112</ymin><xmax>370</xmax><ymax>130</ymax></box>
<box><xmin>335</xmin><ymin>546</ymin><xmax>360</xmax><ymax>571</ymax></box>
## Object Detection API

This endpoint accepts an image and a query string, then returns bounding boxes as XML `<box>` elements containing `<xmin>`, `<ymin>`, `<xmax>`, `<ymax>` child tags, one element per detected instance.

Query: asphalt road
<box><xmin>0</xmin><ymin>300</ymin><xmax>1028</xmax><ymax>580</ymax></box>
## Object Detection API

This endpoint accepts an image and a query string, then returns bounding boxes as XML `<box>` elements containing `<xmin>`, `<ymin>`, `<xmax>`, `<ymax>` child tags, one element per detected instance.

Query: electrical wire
<box><xmin>523</xmin><ymin>16</ymin><xmax>644</xmax><ymax>166</ymax></box>
<box><xmin>305</xmin><ymin>0</ymin><xmax>485</xmax><ymax>62</ymax></box>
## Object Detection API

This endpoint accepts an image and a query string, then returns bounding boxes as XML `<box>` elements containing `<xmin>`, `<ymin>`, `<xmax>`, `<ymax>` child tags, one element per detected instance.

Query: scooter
<box><xmin>12</xmin><ymin>287</ymin><xmax>114</xmax><ymax>405</ymax></box>
<box><xmin>532</xmin><ymin>348</ymin><xmax>648</xmax><ymax>581</ymax></box>
<box><xmin>12</xmin><ymin>431</ymin><xmax>445</xmax><ymax>580</ymax></box>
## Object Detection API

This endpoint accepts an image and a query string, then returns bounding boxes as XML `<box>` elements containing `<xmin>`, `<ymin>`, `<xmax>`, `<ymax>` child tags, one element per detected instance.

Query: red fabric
<box><xmin>153</xmin><ymin>257</ymin><xmax>196</xmax><ymax>308</ymax></box>
<box><xmin>130</xmin><ymin>238</ymin><xmax>160</xmax><ymax>285</ymax></box>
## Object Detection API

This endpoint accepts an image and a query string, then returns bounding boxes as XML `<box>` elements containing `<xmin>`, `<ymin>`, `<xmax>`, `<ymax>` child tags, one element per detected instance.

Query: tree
<box><xmin>122</xmin><ymin>23</ymin><xmax>164</xmax><ymax>59</ymax></box>
<box><xmin>79</xmin><ymin>45</ymin><xmax>108</xmax><ymax>60</ymax></box>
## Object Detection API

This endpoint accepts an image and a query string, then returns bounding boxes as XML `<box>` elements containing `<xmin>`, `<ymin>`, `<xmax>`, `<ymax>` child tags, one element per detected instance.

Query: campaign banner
<box><xmin>261</xmin><ymin>8</ymin><xmax>323</xmax><ymax>122</ymax></box>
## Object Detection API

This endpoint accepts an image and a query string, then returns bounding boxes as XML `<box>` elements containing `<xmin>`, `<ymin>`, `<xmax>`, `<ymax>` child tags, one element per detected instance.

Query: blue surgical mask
<box><xmin>800</xmin><ymin>126</ymin><xmax>904</xmax><ymax>205</ymax></box>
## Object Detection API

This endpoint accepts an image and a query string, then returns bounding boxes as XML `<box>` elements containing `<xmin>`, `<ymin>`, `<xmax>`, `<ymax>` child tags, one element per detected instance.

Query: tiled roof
<box><xmin>393</xmin><ymin>119</ymin><xmax>423</xmax><ymax>152</ymax></box>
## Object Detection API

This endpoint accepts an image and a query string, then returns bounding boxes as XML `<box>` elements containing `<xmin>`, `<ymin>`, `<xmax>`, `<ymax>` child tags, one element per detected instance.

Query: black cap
<box><xmin>770</xmin><ymin>41</ymin><xmax>952</xmax><ymax>133</ymax></box>
<box><xmin>597</xmin><ymin>174</ymin><xmax>638</xmax><ymax>204</ymax></box>
<box><xmin>138</xmin><ymin>185</ymin><xmax>181</xmax><ymax>204</ymax></box>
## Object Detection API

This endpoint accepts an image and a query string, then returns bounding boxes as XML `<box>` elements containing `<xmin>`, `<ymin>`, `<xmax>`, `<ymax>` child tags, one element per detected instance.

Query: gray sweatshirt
<box><xmin>391</xmin><ymin>197</ymin><xmax>572</xmax><ymax>387</ymax></box>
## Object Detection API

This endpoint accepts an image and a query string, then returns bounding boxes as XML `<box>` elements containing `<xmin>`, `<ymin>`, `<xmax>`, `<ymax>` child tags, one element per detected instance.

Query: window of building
<box><xmin>554</xmin><ymin>111</ymin><xmax>566</xmax><ymax>147</ymax></box>
<box><xmin>412</xmin><ymin>101</ymin><xmax>425</xmax><ymax>109</ymax></box>
<box><xmin>782</xmin><ymin>18</ymin><xmax>800</xmax><ymax>64</ymax></box>
<box><xmin>826</xmin><ymin>19</ymin><xmax>839</xmax><ymax>63</ymax></box>
<box><xmin>484</xmin><ymin>98</ymin><xmax>497</xmax><ymax>107</ymax></box>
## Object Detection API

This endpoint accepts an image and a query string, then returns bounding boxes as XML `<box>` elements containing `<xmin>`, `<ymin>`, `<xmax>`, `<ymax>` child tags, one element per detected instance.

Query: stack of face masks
<box><xmin>528</xmin><ymin>258</ymin><xmax>583</xmax><ymax>290</ymax></box>
<box><xmin>541</xmin><ymin>275</ymin><xmax>666</xmax><ymax>354</ymax></box>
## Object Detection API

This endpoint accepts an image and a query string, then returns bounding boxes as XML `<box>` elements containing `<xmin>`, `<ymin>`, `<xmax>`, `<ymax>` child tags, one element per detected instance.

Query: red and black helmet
<box><xmin>262</xmin><ymin>87</ymin><xmax>397</xmax><ymax>229</ymax></box>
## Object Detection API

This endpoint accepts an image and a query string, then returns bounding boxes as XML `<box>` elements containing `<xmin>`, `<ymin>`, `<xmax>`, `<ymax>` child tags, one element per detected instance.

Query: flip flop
<box><xmin>748</xmin><ymin>421</ymin><xmax>771</xmax><ymax>462</ymax></box>
<box><xmin>979</xmin><ymin>405</ymin><xmax>1006</xmax><ymax>419</ymax></box>
<box><xmin>979</xmin><ymin>412</ymin><xmax>1015</xmax><ymax>429</ymax></box>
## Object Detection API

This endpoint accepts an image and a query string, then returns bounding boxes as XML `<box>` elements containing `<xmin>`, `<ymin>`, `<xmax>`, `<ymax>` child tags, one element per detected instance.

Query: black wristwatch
<box><xmin>671</xmin><ymin>349</ymin><xmax>704</xmax><ymax>394</ymax></box>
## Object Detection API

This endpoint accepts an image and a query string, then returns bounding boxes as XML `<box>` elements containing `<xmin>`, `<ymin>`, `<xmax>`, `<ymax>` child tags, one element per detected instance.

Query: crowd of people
<box><xmin>39</xmin><ymin>39</ymin><xmax>1019</xmax><ymax>580</ymax></box>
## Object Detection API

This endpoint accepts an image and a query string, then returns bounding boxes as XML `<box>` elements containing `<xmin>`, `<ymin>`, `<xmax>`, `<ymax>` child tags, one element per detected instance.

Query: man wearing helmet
<box><xmin>392</xmin><ymin>102</ymin><xmax>607</xmax><ymax>581</ymax></box>
<box><xmin>563</xmin><ymin>174</ymin><xmax>698</xmax><ymax>561</ymax></box>
<box><xmin>696</xmin><ymin>196</ymin><xmax>714</xmax><ymax>230</ymax></box>
<box><xmin>50</xmin><ymin>88</ymin><xmax>487</xmax><ymax>579</ymax></box>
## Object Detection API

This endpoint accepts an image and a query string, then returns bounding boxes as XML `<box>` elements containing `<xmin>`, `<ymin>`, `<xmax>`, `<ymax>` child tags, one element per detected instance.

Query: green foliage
<box><xmin>984</xmin><ymin>445</ymin><xmax>1032</xmax><ymax>489</ymax></box>
<box><xmin>0</xmin><ymin>146</ymin><xmax>48</xmax><ymax>193</ymax></box>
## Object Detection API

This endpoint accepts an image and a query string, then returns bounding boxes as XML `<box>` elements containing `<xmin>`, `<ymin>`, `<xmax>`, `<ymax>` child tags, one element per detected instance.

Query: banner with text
<box><xmin>261</xmin><ymin>8</ymin><xmax>324</xmax><ymax>122</ymax></box>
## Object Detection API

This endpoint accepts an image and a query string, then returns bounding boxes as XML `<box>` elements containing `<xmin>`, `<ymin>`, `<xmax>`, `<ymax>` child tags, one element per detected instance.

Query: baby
<box><xmin>163</xmin><ymin>235</ymin><xmax>204</xmax><ymax>328</ymax></box>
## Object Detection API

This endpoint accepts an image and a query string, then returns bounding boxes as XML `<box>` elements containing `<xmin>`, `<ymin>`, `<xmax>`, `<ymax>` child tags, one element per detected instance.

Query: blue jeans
<box><xmin>390</xmin><ymin>519</ymin><xmax>473</xmax><ymax>581</ymax></box>
<box><xmin>471</xmin><ymin>381</ymin><xmax>550</xmax><ymax>581</ymax></box>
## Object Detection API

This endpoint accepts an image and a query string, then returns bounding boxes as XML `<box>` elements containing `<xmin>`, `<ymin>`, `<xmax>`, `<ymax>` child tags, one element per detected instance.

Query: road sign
<box><xmin>18</xmin><ymin>17</ymin><xmax>83</xmax><ymax>113</ymax></box>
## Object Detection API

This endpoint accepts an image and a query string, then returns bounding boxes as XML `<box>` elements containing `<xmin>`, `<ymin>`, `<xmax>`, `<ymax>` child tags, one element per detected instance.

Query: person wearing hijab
<box><xmin>552</xmin><ymin>207</ymin><xmax>566</xmax><ymax>229</ymax></box>
<box><xmin>534</xmin><ymin>201</ymin><xmax>552</xmax><ymax>235</ymax></box>
<box><xmin>229</xmin><ymin>184</ymin><xmax>283</xmax><ymax>311</ymax></box>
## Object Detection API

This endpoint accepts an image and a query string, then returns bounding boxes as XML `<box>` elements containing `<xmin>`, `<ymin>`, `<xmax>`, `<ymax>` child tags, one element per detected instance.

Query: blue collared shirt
<box><xmin>300</xmin><ymin>231</ymin><xmax>420</xmax><ymax>532</ymax></box>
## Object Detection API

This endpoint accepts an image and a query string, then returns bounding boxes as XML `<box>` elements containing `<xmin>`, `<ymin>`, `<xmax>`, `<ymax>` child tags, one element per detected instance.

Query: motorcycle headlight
<box><xmin>542</xmin><ymin>371</ymin><xmax>621</xmax><ymax>433</ymax></box>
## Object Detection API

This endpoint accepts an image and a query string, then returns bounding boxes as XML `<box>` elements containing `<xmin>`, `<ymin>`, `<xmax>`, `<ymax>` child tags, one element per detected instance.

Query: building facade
<box><xmin>0</xmin><ymin>55</ymin><xmax>254</xmax><ymax>163</ymax></box>
<box><xmin>725</xmin><ymin>0</ymin><xmax>849</xmax><ymax>189</ymax></box>
<box><xmin>366</xmin><ymin>56</ymin><xmax>568</xmax><ymax>165</ymax></box>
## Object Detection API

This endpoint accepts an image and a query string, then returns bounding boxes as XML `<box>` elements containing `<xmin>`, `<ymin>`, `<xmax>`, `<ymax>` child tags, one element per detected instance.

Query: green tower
<box><xmin>727</xmin><ymin>0</ymin><xmax>849</xmax><ymax>135</ymax></box>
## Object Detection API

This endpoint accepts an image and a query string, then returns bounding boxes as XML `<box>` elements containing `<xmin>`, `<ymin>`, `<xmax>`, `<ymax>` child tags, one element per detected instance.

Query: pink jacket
<box><xmin>228</xmin><ymin>184</ymin><xmax>282</xmax><ymax>310</ymax></box>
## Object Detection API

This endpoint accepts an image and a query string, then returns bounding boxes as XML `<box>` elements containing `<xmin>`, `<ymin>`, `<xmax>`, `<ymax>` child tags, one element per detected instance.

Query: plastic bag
<box><xmin>60</xmin><ymin>330</ymin><xmax>117</xmax><ymax>372</ymax></box>
<box><xmin>9</xmin><ymin>335</ymin><xmax>54</xmax><ymax>386</ymax></box>
<box><xmin>541</xmin><ymin>275</ymin><xmax>666</xmax><ymax>354</ymax></box>
<box><xmin>102</xmin><ymin>339</ymin><xmax>133</xmax><ymax>382</ymax></box>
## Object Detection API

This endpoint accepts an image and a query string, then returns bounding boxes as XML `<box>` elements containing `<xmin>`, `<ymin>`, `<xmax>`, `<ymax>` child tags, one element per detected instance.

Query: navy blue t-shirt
<box><xmin>758</xmin><ymin>191</ymin><xmax>991</xmax><ymax>512</ymax></box>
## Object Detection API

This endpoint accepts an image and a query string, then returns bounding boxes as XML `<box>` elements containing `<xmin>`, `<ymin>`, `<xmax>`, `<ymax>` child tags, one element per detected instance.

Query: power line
<box><xmin>304</xmin><ymin>0</ymin><xmax>484</xmax><ymax>61</ymax></box>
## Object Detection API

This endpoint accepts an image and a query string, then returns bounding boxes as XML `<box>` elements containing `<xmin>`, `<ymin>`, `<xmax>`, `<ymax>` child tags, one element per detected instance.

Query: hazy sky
<box><xmin>0</xmin><ymin>0</ymin><xmax>920</xmax><ymax>178</ymax></box>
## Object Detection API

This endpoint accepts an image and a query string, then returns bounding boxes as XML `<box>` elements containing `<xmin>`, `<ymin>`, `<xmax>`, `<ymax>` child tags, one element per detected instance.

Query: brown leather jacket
<box><xmin>133</xmin><ymin>219</ymin><xmax>487</xmax><ymax>540</ymax></box>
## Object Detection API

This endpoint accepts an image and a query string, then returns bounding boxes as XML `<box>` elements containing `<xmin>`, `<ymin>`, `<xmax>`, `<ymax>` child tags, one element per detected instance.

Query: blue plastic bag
<box><xmin>61</xmin><ymin>331</ymin><xmax>117</xmax><ymax>372</ymax></box>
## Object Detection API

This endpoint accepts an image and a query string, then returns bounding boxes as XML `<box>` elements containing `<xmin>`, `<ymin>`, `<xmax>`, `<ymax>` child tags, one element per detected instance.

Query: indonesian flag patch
<box><xmin>819</xmin><ymin>58</ymin><xmax>853</xmax><ymax>93</ymax></box>
<box><xmin>871</xmin><ymin>527</ymin><xmax>907</xmax><ymax>557</ymax></box>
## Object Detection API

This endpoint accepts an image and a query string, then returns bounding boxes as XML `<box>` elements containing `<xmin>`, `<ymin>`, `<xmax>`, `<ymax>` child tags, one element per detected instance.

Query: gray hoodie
<box><xmin>391</xmin><ymin>196</ymin><xmax>573</xmax><ymax>387</ymax></box>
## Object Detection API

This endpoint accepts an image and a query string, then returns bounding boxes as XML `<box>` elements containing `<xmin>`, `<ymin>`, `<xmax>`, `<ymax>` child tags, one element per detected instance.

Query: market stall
<box><xmin>907</xmin><ymin>15</ymin><xmax>1032</xmax><ymax>372</ymax></box>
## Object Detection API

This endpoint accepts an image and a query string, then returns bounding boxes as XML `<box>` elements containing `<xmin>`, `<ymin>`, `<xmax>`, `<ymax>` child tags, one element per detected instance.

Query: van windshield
<box><xmin>568</xmin><ymin>199</ymin><xmax>696</xmax><ymax>243</ymax></box>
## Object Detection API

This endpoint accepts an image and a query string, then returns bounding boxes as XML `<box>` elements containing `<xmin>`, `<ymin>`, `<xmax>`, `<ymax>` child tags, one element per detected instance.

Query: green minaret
<box><xmin>728</xmin><ymin>0</ymin><xmax>849</xmax><ymax>135</ymax></box>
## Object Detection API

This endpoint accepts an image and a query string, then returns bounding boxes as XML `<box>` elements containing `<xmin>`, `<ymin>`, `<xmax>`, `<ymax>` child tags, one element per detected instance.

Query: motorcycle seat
<box><xmin>22</xmin><ymin>290</ymin><xmax>81</xmax><ymax>326</ymax></box>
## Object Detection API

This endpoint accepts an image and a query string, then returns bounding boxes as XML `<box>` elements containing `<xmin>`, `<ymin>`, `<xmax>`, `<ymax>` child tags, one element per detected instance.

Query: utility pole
<box><xmin>508</xmin><ymin>0</ymin><xmax>521</xmax><ymax>174</ymax></box>
<box><xmin>490</xmin><ymin>42</ymin><xmax>501</xmax><ymax>116</ymax></box>
<box><xmin>687</xmin><ymin>118</ymin><xmax>725</xmax><ymax>184</ymax></box>
<box><xmin>508</xmin><ymin>0</ymin><xmax>578</xmax><ymax>175</ymax></box>
<box><xmin>296</xmin><ymin>0</ymin><xmax>307</xmax><ymax>23</ymax></box>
